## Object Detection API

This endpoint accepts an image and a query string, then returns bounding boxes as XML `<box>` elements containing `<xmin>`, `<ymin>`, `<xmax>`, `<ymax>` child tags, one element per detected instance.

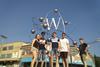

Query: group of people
<box><xmin>30</xmin><ymin>32</ymin><xmax>88</xmax><ymax>67</ymax></box>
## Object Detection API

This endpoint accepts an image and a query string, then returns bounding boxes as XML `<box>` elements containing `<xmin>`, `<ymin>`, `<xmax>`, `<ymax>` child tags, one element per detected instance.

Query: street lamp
<box><xmin>0</xmin><ymin>35</ymin><xmax>7</xmax><ymax>39</ymax></box>
<box><xmin>0</xmin><ymin>35</ymin><xmax>8</xmax><ymax>43</ymax></box>
<box><xmin>95</xmin><ymin>38</ymin><xmax>100</xmax><ymax>42</ymax></box>
<box><xmin>88</xmin><ymin>38</ymin><xmax>100</xmax><ymax>44</ymax></box>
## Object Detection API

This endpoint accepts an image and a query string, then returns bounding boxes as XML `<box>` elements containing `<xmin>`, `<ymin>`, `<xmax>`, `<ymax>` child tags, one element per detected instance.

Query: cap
<box><xmin>73</xmin><ymin>41</ymin><xmax>77</xmax><ymax>45</ymax></box>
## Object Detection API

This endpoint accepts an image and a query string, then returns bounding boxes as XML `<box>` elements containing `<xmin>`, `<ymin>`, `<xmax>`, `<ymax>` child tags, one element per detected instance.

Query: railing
<box><xmin>20</xmin><ymin>46</ymin><xmax>95</xmax><ymax>67</ymax></box>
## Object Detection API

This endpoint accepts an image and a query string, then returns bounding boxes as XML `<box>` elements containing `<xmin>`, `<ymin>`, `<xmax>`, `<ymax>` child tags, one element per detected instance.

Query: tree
<box><xmin>94</xmin><ymin>55</ymin><xmax>100</xmax><ymax>67</ymax></box>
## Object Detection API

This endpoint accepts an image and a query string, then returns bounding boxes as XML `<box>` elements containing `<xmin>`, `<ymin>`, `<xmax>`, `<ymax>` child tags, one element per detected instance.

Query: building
<box><xmin>0</xmin><ymin>41</ymin><xmax>29</xmax><ymax>67</ymax></box>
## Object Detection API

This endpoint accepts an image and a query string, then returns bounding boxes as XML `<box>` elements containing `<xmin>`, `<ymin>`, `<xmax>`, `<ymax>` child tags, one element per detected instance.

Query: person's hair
<box><xmin>79</xmin><ymin>37</ymin><xmax>84</xmax><ymax>40</ymax></box>
<box><xmin>35</xmin><ymin>34</ymin><xmax>40</xmax><ymax>38</ymax></box>
<box><xmin>41</xmin><ymin>31</ymin><xmax>45</xmax><ymax>35</ymax></box>
<box><xmin>73</xmin><ymin>41</ymin><xmax>77</xmax><ymax>45</ymax></box>
<box><xmin>62</xmin><ymin>32</ymin><xmax>66</xmax><ymax>35</ymax></box>
<box><xmin>53</xmin><ymin>32</ymin><xmax>56</xmax><ymax>34</ymax></box>
<box><xmin>52</xmin><ymin>32</ymin><xmax>56</xmax><ymax>37</ymax></box>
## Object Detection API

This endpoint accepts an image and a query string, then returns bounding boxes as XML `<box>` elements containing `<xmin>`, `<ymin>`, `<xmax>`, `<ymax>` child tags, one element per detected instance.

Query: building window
<box><xmin>2</xmin><ymin>47</ymin><xmax>7</xmax><ymax>51</ymax></box>
<box><xmin>8</xmin><ymin>46</ymin><xmax>13</xmax><ymax>50</ymax></box>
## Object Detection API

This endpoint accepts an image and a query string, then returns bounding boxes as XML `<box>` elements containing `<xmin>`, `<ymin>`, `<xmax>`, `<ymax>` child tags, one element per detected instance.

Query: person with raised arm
<box><xmin>31</xmin><ymin>34</ymin><xmax>41</xmax><ymax>67</ymax></box>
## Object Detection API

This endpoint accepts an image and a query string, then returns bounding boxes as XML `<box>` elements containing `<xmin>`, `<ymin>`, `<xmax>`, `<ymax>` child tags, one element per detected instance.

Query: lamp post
<box><xmin>0</xmin><ymin>35</ymin><xmax>7</xmax><ymax>43</ymax></box>
<box><xmin>95</xmin><ymin>38</ymin><xmax>100</xmax><ymax>42</ymax></box>
<box><xmin>88</xmin><ymin>38</ymin><xmax>100</xmax><ymax>45</ymax></box>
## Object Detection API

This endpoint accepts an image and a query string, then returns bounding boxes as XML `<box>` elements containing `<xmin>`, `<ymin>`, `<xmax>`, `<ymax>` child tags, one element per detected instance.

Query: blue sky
<box><xmin>0</xmin><ymin>0</ymin><xmax>100</xmax><ymax>56</ymax></box>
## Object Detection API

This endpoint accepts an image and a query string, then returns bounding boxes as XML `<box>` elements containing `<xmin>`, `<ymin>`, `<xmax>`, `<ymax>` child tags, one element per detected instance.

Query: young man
<box><xmin>38</xmin><ymin>34</ymin><xmax>47</xmax><ymax>67</ymax></box>
<box><xmin>49</xmin><ymin>32</ymin><xmax>60</xmax><ymax>67</ymax></box>
<box><xmin>59</xmin><ymin>32</ymin><xmax>70</xmax><ymax>67</ymax></box>
<box><xmin>79</xmin><ymin>38</ymin><xmax>88</xmax><ymax>67</ymax></box>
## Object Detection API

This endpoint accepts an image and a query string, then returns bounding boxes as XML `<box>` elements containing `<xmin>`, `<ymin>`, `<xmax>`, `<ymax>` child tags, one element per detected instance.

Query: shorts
<box><xmin>31</xmin><ymin>47</ymin><xmax>38</xmax><ymax>51</ymax></box>
<box><xmin>38</xmin><ymin>50</ymin><xmax>47</xmax><ymax>61</ymax></box>
<box><xmin>60</xmin><ymin>52</ymin><xmax>68</xmax><ymax>58</ymax></box>
<box><xmin>48</xmin><ymin>48</ymin><xmax>60</xmax><ymax>57</ymax></box>
<box><xmin>80</xmin><ymin>53</ymin><xmax>88</xmax><ymax>61</ymax></box>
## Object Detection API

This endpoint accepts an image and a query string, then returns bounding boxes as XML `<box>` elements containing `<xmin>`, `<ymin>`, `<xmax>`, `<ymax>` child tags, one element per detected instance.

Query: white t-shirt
<box><xmin>60</xmin><ymin>38</ymin><xmax>69</xmax><ymax>52</ymax></box>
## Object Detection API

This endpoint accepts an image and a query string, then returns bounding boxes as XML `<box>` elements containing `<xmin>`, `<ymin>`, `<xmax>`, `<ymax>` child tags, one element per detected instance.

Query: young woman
<box><xmin>31</xmin><ymin>34</ymin><xmax>41</xmax><ymax>67</ymax></box>
<box><xmin>59</xmin><ymin>32</ymin><xmax>70</xmax><ymax>67</ymax></box>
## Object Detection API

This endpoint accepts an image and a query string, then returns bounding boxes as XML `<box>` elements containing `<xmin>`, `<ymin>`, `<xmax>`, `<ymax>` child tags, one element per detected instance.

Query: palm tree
<box><xmin>94</xmin><ymin>55</ymin><xmax>100</xmax><ymax>67</ymax></box>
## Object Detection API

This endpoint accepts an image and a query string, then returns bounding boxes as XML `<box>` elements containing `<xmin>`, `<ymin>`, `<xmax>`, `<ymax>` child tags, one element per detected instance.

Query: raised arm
<box><xmin>32</xmin><ymin>39</ymin><xmax>36</xmax><ymax>47</ymax></box>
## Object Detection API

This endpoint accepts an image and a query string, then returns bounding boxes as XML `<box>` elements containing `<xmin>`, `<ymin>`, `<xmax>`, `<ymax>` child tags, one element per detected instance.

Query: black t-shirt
<box><xmin>79</xmin><ymin>43</ymin><xmax>87</xmax><ymax>55</ymax></box>
<box><xmin>39</xmin><ymin>39</ymin><xmax>46</xmax><ymax>50</ymax></box>
<box><xmin>33</xmin><ymin>40</ymin><xmax>40</xmax><ymax>49</ymax></box>
<box><xmin>39</xmin><ymin>44</ymin><xmax>46</xmax><ymax>50</ymax></box>
<box><xmin>51</xmin><ymin>37</ymin><xmax>59</xmax><ymax>49</ymax></box>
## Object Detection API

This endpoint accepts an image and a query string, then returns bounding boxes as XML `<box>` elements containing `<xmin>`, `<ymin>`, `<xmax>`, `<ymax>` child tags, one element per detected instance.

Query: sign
<box><xmin>45</xmin><ymin>16</ymin><xmax>65</xmax><ymax>32</ymax></box>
